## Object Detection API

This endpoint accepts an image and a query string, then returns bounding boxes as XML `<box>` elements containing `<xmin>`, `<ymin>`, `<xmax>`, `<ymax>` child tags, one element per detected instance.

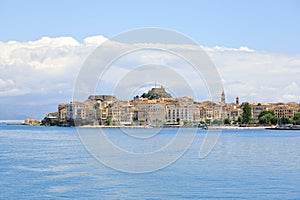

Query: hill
<box><xmin>140</xmin><ymin>86</ymin><xmax>172</xmax><ymax>100</ymax></box>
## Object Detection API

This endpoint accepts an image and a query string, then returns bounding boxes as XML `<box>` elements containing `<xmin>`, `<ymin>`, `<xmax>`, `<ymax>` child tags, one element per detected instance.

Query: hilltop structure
<box><xmin>140</xmin><ymin>86</ymin><xmax>172</xmax><ymax>100</ymax></box>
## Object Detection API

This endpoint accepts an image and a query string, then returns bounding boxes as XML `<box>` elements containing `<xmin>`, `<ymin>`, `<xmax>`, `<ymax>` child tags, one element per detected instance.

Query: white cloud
<box><xmin>0</xmin><ymin>35</ymin><xmax>299</xmax><ymax>104</ymax></box>
<box><xmin>0</xmin><ymin>78</ymin><xmax>14</xmax><ymax>87</ymax></box>
<box><xmin>0</xmin><ymin>35</ymin><xmax>102</xmax><ymax>98</ymax></box>
<box><xmin>83</xmin><ymin>35</ymin><xmax>107</xmax><ymax>46</ymax></box>
<box><xmin>280</xmin><ymin>82</ymin><xmax>300</xmax><ymax>102</ymax></box>
<box><xmin>206</xmin><ymin>49</ymin><xmax>300</xmax><ymax>102</ymax></box>
<box><xmin>203</xmin><ymin>45</ymin><xmax>255</xmax><ymax>53</ymax></box>
<box><xmin>28</xmin><ymin>36</ymin><xmax>80</xmax><ymax>47</ymax></box>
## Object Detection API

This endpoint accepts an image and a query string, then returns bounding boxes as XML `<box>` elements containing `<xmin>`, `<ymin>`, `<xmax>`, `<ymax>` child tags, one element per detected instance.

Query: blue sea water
<box><xmin>0</xmin><ymin>123</ymin><xmax>299</xmax><ymax>199</ymax></box>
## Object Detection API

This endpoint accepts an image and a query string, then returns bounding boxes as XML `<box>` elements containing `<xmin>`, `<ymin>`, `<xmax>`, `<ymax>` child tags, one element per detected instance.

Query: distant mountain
<box><xmin>0</xmin><ymin>110</ymin><xmax>29</xmax><ymax>120</ymax></box>
<box><xmin>0</xmin><ymin>104</ymin><xmax>58</xmax><ymax>120</ymax></box>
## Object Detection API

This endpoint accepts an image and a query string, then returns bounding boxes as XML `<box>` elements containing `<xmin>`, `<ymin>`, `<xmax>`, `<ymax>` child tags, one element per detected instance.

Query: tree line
<box><xmin>224</xmin><ymin>102</ymin><xmax>300</xmax><ymax>125</ymax></box>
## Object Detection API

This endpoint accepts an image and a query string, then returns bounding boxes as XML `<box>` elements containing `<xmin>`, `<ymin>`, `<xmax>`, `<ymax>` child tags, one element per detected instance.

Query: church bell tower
<box><xmin>221</xmin><ymin>91</ymin><xmax>226</xmax><ymax>104</ymax></box>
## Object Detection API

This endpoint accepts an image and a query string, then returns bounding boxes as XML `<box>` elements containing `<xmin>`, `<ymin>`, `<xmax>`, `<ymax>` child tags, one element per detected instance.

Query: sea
<box><xmin>0</xmin><ymin>121</ymin><xmax>299</xmax><ymax>199</ymax></box>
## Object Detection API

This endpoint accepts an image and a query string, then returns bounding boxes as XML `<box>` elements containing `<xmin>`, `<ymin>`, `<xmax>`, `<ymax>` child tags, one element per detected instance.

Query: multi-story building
<box><xmin>58</xmin><ymin>104</ymin><xmax>67</xmax><ymax>120</ymax></box>
<box><xmin>251</xmin><ymin>102</ymin><xmax>269</xmax><ymax>120</ymax></box>
<box><xmin>198</xmin><ymin>106</ymin><xmax>207</xmax><ymax>122</ymax></box>
<box><xmin>273</xmin><ymin>103</ymin><xmax>296</xmax><ymax>119</ymax></box>
<box><xmin>66</xmin><ymin>102</ymin><xmax>87</xmax><ymax>120</ymax></box>
<box><xmin>177</xmin><ymin>96</ymin><xmax>194</xmax><ymax>105</ymax></box>
<box><xmin>192</xmin><ymin>104</ymin><xmax>201</xmax><ymax>123</ymax></box>
<box><xmin>87</xmin><ymin>95</ymin><xmax>116</xmax><ymax>124</ymax></box>
<box><xmin>287</xmin><ymin>102</ymin><xmax>300</xmax><ymax>113</ymax></box>
<box><xmin>226</xmin><ymin>105</ymin><xmax>243</xmax><ymax>121</ymax></box>
<box><xmin>166</xmin><ymin>104</ymin><xmax>193</xmax><ymax>124</ymax></box>
<box><xmin>197</xmin><ymin>101</ymin><xmax>227</xmax><ymax>122</ymax></box>
<box><xmin>84</xmin><ymin>98</ymin><xmax>99</xmax><ymax>121</ymax></box>
<box><xmin>213</xmin><ymin>103</ymin><xmax>226</xmax><ymax>120</ymax></box>
<box><xmin>136</xmin><ymin>99</ymin><xmax>165</xmax><ymax>126</ymax></box>
<box><xmin>108</xmin><ymin>100</ymin><xmax>134</xmax><ymax>125</ymax></box>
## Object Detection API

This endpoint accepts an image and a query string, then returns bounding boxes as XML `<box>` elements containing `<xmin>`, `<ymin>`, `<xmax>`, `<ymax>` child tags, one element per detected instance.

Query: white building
<box><xmin>66</xmin><ymin>102</ymin><xmax>87</xmax><ymax>120</ymax></box>
<box><xmin>166</xmin><ymin>104</ymin><xmax>193</xmax><ymax>124</ymax></box>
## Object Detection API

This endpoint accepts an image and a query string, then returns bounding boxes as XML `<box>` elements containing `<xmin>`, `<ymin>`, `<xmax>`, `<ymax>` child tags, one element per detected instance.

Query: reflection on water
<box><xmin>0</xmin><ymin>125</ymin><xmax>300</xmax><ymax>199</ymax></box>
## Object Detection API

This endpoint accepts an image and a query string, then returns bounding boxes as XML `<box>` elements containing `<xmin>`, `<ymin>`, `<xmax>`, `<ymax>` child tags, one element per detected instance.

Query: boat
<box><xmin>266</xmin><ymin>124</ymin><xmax>300</xmax><ymax>130</ymax></box>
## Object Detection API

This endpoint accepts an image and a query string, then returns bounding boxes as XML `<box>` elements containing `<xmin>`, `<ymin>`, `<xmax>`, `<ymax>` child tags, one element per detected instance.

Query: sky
<box><xmin>0</xmin><ymin>0</ymin><xmax>300</xmax><ymax>119</ymax></box>
<box><xmin>0</xmin><ymin>0</ymin><xmax>299</xmax><ymax>54</ymax></box>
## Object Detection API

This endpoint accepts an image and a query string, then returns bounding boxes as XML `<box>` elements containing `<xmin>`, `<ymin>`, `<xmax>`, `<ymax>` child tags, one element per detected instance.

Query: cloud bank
<box><xmin>0</xmin><ymin>35</ymin><xmax>299</xmax><ymax>118</ymax></box>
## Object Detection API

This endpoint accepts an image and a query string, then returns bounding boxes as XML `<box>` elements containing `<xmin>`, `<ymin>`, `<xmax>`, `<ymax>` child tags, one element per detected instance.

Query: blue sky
<box><xmin>0</xmin><ymin>0</ymin><xmax>299</xmax><ymax>54</ymax></box>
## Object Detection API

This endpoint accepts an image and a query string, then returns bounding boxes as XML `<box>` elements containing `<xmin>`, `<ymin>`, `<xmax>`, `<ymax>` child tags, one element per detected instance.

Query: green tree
<box><xmin>279</xmin><ymin>117</ymin><xmax>291</xmax><ymax>125</ymax></box>
<box><xmin>293</xmin><ymin>112</ymin><xmax>300</xmax><ymax>125</ymax></box>
<box><xmin>258</xmin><ymin>110</ymin><xmax>277</xmax><ymax>125</ymax></box>
<box><xmin>242</xmin><ymin>103</ymin><xmax>252</xmax><ymax>124</ymax></box>
<box><xmin>205</xmin><ymin>119</ymin><xmax>211</xmax><ymax>124</ymax></box>
<box><xmin>258</xmin><ymin>110</ymin><xmax>271</xmax><ymax>118</ymax></box>
<box><xmin>237</xmin><ymin>116</ymin><xmax>242</xmax><ymax>123</ymax></box>
<box><xmin>212</xmin><ymin>119</ymin><xmax>222</xmax><ymax>125</ymax></box>
<box><xmin>106</xmin><ymin>118</ymin><xmax>112</xmax><ymax>125</ymax></box>
<box><xmin>224</xmin><ymin>118</ymin><xmax>231</xmax><ymax>125</ymax></box>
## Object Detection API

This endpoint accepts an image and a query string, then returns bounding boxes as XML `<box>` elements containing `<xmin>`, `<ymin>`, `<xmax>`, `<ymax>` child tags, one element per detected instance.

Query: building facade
<box><xmin>273</xmin><ymin>103</ymin><xmax>296</xmax><ymax>119</ymax></box>
<box><xmin>251</xmin><ymin>103</ymin><xmax>269</xmax><ymax>120</ymax></box>
<box><xmin>66</xmin><ymin>102</ymin><xmax>87</xmax><ymax>120</ymax></box>
<box><xmin>166</xmin><ymin>104</ymin><xmax>193</xmax><ymax>124</ymax></box>
<box><xmin>136</xmin><ymin>99</ymin><xmax>165</xmax><ymax>126</ymax></box>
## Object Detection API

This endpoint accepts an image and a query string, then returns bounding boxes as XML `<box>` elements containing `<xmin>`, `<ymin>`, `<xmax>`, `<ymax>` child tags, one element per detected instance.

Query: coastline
<box><xmin>78</xmin><ymin>125</ymin><xmax>152</xmax><ymax>129</ymax></box>
<box><xmin>7</xmin><ymin>123</ymin><xmax>299</xmax><ymax>131</ymax></box>
<box><xmin>203</xmin><ymin>125</ymin><xmax>273</xmax><ymax>130</ymax></box>
<box><xmin>78</xmin><ymin>125</ymin><xmax>273</xmax><ymax>129</ymax></box>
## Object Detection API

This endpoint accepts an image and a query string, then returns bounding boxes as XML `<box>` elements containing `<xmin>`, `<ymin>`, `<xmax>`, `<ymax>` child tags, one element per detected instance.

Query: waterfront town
<box><xmin>35</xmin><ymin>86</ymin><xmax>300</xmax><ymax>127</ymax></box>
